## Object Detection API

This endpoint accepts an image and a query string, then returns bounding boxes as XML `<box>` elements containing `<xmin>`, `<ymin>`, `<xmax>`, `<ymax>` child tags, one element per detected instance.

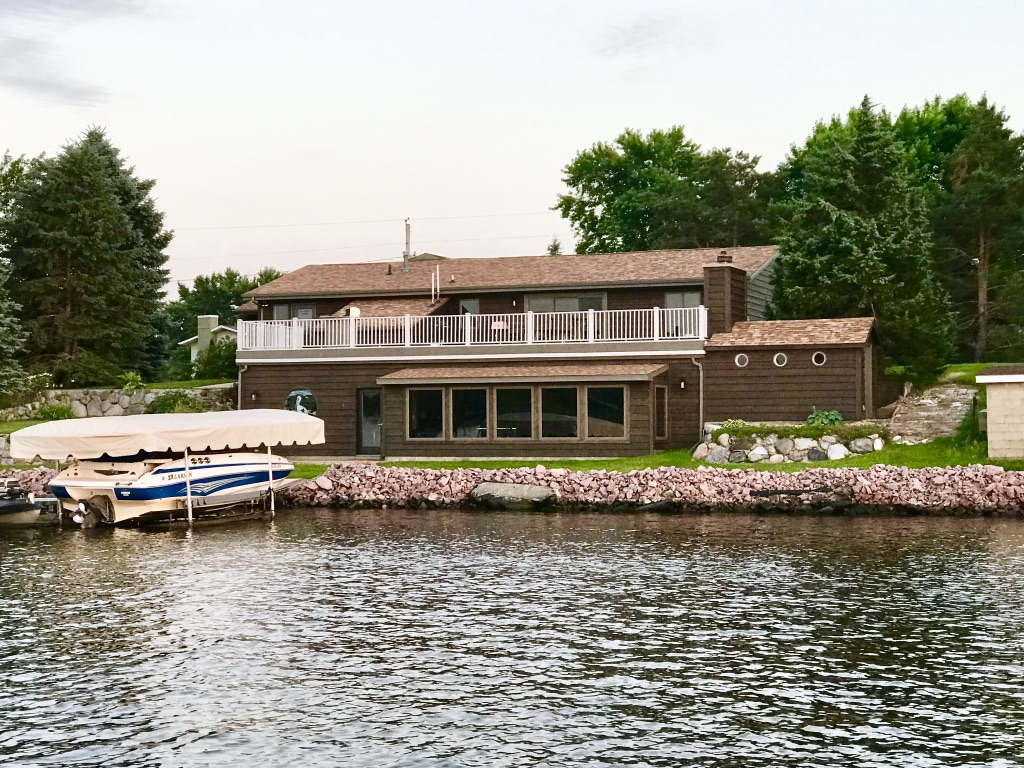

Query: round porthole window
<box><xmin>285</xmin><ymin>389</ymin><xmax>317</xmax><ymax>416</ymax></box>
<box><xmin>734</xmin><ymin>353</ymin><xmax>749</xmax><ymax>368</ymax></box>
<box><xmin>773</xmin><ymin>353</ymin><xmax>788</xmax><ymax>367</ymax></box>
<box><xmin>812</xmin><ymin>351</ymin><xmax>827</xmax><ymax>367</ymax></box>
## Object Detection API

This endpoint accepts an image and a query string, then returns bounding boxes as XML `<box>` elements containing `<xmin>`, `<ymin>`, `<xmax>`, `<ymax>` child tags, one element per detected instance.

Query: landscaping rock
<box><xmin>728</xmin><ymin>450</ymin><xmax>748</xmax><ymax>463</ymax></box>
<box><xmin>849</xmin><ymin>437</ymin><xmax>874</xmax><ymax>454</ymax></box>
<box><xmin>821</xmin><ymin>435</ymin><xmax>837</xmax><ymax>446</ymax></box>
<box><xmin>468</xmin><ymin>482</ymin><xmax>556</xmax><ymax>510</ymax></box>
<box><xmin>86</xmin><ymin>400</ymin><xmax>102</xmax><ymax>417</ymax></box>
<box><xmin>105</xmin><ymin>404</ymin><xmax>124</xmax><ymax>418</ymax></box>
<box><xmin>776</xmin><ymin>438</ymin><xmax>795</xmax><ymax>456</ymax></box>
<box><xmin>873</xmin><ymin>438</ymin><xmax>884</xmax><ymax>452</ymax></box>
<box><xmin>693</xmin><ymin>443</ymin><xmax>710</xmax><ymax>460</ymax></box>
<box><xmin>747</xmin><ymin>446</ymin><xmax>770</xmax><ymax>462</ymax></box>
<box><xmin>807</xmin><ymin>447</ymin><xmax>828</xmax><ymax>461</ymax></box>
<box><xmin>788</xmin><ymin>450</ymin><xmax>808</xmax><ymax>462</ymax></box>
<box><xmin>769</xmin><ymin>453</ymin><xmax>786</xmax><ymax>464</ymax></box>
<box><xmin>717</xmin><ymin>433</ymin><xmax>730</xmax><ymax>448</ymax></box>
<box><xmin>794</xmin><ymin>438</ymin><xmax>818</xmax><ymax>451</ymax></box>
<box><xmin>71</xmin><ymin>401</ymin><xmax>88</xmax><ymax>419</ymax></box>
<box><xmin>827</xmin><ymin>443</ymin><xmax>850</xmax><ymax>461</ymax></box>
<box><xmin>706</xmin><ymin>446</ymin><xmax>729</xmax><ymax>464</ymax></box>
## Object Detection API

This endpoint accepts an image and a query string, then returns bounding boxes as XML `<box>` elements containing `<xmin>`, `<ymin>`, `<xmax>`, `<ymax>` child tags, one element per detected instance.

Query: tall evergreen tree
<box><xmin>897</xmin><ymin>98</ymin><xmax>1024</xmax><ymax>361</ymax></box>
<box><xmin>0</xmin><ymin>129</ymin><xmax>171</xmax><ymax>385</ymax></box>
<box><xmin>771</xmin><ymin>97</ymin><xmax>956</xmax><ymax>382</ymax></box>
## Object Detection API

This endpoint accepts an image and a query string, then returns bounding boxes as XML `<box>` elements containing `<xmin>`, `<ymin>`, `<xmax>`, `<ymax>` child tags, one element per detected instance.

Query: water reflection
<box><xmin>2</xmin><ymin>511</ymin><xmax>1023</xmax><ymax>766</ymax></box>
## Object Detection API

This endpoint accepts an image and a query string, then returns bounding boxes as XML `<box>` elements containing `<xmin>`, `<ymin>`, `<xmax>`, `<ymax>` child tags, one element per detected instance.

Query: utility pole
<box><xmin>402</xmin><ymin>218</ymin><xmax>411</xmax><ymax>272</ymax></box>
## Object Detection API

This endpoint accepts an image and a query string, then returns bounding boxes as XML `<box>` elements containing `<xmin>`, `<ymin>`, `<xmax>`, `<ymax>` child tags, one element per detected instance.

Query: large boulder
<box><xmin>747</xmin><ymin>446</ymin><xmax>770</xmax><ymax>462</ymax></box>
<box><xmin>693</xmin><ymin>442</ymin><xmax>710</xmax><ymax>460</ymax></box>
<box><xmin>728</xmin><ymin>450</ymin><xmax>748</xmax><ymax>463</ymax></box>
<box><xmin>827</xmin><ymin>443</ymin><xmax>850</xmax><ymax>461</ymax></box>
<box><xmin>849</xmin><ymin>437</ymin><xmax>874</xmax><ymax>454</ymax></box>
<box><xmin>776</xmin><ymin>438</ymin><xmax>795</xmax><ymax>456</ymax></box>
<box><xmin>793</xmin><ymin>437</ymin><xmax>818</xmax><ymax>451</ymax></box>
<box><xmin>807</xmin><ymin>447</ymin><xmax>828</xmax><ymax>461</ymax></box>
<box><xmin>468</xmin><ymin>482</ymin><xmax>556</xmax><ymax>510</ymax></box>
<box><xmin>706</xmin><ymin>445</ymin><xmax>729</xmax><ymax>464</ymax></box>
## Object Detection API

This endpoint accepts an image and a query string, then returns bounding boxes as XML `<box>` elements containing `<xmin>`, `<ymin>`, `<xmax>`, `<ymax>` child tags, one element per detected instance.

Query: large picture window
<box><xmin>527</xmin><ymin>293</ymin><xmax>605</xmax><ymax>313</ymax></box>
<box><xmin>496</xmin><ymin>388</ymin><xmax>532</xmax><ymax>439</ymax></box>
<box><xmin>587</xmin><ymin>387</ymin><xmax>625</xmax><ymax>438</ymax></box>
<box><xmin>665</xmin><ymin>290</ymin><xmax>702</xmax><ymax>309</ymax></box>
<box><xmin>452</xmin><ymin>389</ymin><xmax>488</xmax><ymax>438</ymax></box>
<box><xmin>408</xmin><ymin>389</ymin><xmax>443</xmax><ymax>439</ymax></box>
<box><xmin>541</xmin><ymin>387</ymin><xmax>578</xmax><ymax>438</ymax></box>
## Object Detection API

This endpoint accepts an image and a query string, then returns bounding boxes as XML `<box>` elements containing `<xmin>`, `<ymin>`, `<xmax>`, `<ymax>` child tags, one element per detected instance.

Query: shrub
<box><xmin>146</xmin><ymin>391</ymin><xmax>204</xmax><ymax>414</ymax></box>
<box><xmin>720</xmin><ymin>419</ymin><xmax>747</xmax><ymax>431</ymax></box>
<box><xmin>805</xmin><ymin>408</ymin><xmax>843</xmax><ymax>427</ymax></box>
<box><xmin>36</xmin><ymin>403</ymin><xmax>75</xmax><ymax>421</ymax></box>
<box><xmin>119</xmin><ymin>371</ymin><xmax>143</xmax><ymax>390</ymax></box>
<box><xmin>194</xmin><ymin>339</ymin><xmax>237</xmax><ymax>380</ymax></box>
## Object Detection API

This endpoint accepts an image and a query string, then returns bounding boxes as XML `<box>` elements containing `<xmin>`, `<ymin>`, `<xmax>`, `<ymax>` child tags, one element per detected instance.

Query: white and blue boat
<box><xmin>11</xmin><ymin>410</ymin><xmax>325</xmax><ymax>526</ymax></box>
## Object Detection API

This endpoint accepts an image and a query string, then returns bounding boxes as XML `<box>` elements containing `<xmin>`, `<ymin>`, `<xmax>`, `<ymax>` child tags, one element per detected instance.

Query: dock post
<box><xmin>267</xmin><ymin>446</ymin><xmax>275</xmax><ymax>519</ymax></box>
<box><xmin>184</xmin><ymin>447</ymin><xmax>194</xmax><ymax>525</ymax></box>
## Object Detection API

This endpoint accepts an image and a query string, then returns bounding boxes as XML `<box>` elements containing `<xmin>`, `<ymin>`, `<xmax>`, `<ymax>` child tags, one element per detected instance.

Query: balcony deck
<box><xmin>238</xmin><ymin>307</ymin><xmax>706</xmax><ymax>355</ymax></box>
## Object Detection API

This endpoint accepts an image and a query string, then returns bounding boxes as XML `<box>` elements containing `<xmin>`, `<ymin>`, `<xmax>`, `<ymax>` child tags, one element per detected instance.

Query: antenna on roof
<box><xmin>402</xmin><ymin>218</ymin><xmax>411</xmax><ymax>272</ymax></box>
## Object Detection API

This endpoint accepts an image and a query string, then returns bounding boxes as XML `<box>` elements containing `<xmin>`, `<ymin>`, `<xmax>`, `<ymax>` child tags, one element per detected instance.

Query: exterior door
<box><xmin>357</xmin><ymin>388</ymin><xmax>382</xmax><ymax>456</ymax></box>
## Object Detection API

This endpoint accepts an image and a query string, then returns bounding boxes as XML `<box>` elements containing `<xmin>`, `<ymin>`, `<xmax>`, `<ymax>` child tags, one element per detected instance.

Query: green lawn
<box><xmin>940</xmin><ymin>362</ymin><xmax>1019</xmax><ymax>385</ymax></box>
<box><xmin>0</xmin><ymin>419</ymin><xmax>43</xmax><ymax>435</ymax></box>
<box><xmin>290</xmin><ymin>463</ymin><xmax>331</xmax><ymax>479</ymax></box>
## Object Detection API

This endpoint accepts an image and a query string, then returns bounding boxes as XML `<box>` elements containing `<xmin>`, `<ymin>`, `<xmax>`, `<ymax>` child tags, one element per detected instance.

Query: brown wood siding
<box><xmin>731</xmin><ymin>270</ymin><xmax>748</xmax><ymax>324</ymax></box>
<box><xmin>703</xmin><ymin>269</ymin><xmax>728</xmax><ymax>336</ymax></box>
<box><xmin>240</xmin><ymin>355</ymin><xmax>704</xmax><ymax>457</ymax></box>
<box><xmin>704</xmin><ymin>347</ymin><xmax>867</xmax><ymax>422</ymax></box>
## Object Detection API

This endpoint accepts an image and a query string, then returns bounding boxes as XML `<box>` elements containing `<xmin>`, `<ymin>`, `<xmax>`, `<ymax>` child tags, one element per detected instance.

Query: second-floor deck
<box><xmin>238</xmin><ymin>306</ymin><xmax>707</xmax><ymax>352</ymax></box>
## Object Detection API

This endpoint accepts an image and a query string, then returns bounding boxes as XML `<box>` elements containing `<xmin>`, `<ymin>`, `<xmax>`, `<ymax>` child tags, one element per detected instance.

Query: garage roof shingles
<box><xmin>246</xmin><ymin>246</ymin><xmax>777</xmax><ymax>299</ymax></box>
<box><xmin>706</xmin><ymin>317</ymin><xmax>875</xmax><ymax>348</ymax></box>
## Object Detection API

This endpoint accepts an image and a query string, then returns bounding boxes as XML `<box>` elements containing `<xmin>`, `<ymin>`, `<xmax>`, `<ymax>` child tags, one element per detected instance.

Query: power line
<box><xmin>166</xmin><ymin>232</ymin><xmax>570</xmax><ymax>262</ymax></box>
<box><xmin>177</xmin><ymin>211</ymin><xmax>556</xmax><ymax>232</ymax></box>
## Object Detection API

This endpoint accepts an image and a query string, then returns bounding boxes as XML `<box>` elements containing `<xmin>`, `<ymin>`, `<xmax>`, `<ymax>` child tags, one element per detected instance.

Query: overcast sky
<box><xmin>2</xmin><ymin>0</ymin><xmax>1022</xmax><ymax>289</ymax></box>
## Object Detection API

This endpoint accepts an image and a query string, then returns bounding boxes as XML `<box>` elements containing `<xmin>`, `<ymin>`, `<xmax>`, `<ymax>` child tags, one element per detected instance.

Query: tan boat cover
<box><xmin>10</xmin><ymin>409</ymin><xmax>325</xmax><ymax>460</ymax></box>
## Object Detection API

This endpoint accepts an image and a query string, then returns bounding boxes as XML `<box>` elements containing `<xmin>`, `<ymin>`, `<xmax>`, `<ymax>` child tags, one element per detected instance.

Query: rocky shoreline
<box><xmin>7</xmin><ymin>462</ymin><xmax>1024</xmax><ymax>518</ymax></box>
<box><xmin>281</xmin><ymin>463</ymin><xmax>1024</xmax><ymax>517</ymax></box>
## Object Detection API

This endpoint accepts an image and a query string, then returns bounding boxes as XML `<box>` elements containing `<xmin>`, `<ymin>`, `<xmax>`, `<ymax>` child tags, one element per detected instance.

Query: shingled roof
<box><xmin>332</xmin><ymin>296</ymin><xmax>442</xmax><ymax>317</ymax></box>
<box><xmin>377</xmin><ymin>363</ymin><xmax>668</xmax><ymax>385</ymax></box>
<box><xmin>706</xmin><ymin>317</ymin><xmax>875</xmax><ymax>348</ymax></box>
<box><xmin>245</xmin><ymin>246</ymin><xmax>777</xmax><ymax>300</ymax></box>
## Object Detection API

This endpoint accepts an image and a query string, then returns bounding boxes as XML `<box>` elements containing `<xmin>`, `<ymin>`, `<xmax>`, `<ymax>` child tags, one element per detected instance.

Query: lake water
<box><xmin>2</xmin><ymin>510</ymin><xmax>1024</xmax><ymax>767</ymax></box>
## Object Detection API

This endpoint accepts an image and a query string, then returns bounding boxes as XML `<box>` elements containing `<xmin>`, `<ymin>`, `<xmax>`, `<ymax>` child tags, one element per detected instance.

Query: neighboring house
<box><xmin>179</xmin><ymin>314</ymin><xmax>237</xmax><ymax>362</ymax></box>
<box><xmin>236</xmin><ymin>246</ymin><xmax>899</xmax><ymax>458</ymax></box>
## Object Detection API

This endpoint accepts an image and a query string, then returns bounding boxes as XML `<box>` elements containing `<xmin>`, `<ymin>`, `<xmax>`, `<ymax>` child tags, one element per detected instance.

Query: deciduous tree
<box><xmin>555</xmin><ymin>127</ymin><xmax>771</xmax><ymax>253</ymax></box>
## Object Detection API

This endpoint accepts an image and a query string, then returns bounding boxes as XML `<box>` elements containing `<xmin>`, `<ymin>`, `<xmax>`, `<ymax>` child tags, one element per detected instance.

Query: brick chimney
<box><xmin>703</xmin><ymin>251</ymin><xmax>747</xmax><ymax>336</ymax></box>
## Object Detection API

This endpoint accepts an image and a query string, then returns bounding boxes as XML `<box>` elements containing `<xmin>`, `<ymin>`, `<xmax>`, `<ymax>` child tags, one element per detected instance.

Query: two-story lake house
<box><xmin>236</xmin><ymin>246</ymin><xmax>899</xmax><ymax>459</ymax></box>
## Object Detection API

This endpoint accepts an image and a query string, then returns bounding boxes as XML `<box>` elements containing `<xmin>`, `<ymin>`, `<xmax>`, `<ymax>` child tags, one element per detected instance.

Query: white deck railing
<box><xmin>237</xmin><ymin>306</ymin><xmax>708</xmax><ymax>351</ymax></box>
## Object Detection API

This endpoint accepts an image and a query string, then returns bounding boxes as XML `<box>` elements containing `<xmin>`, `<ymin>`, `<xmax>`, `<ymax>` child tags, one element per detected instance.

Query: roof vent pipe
<box><xmin>402</xmin><ymin>218</ymin><xmax>411</xmax><ymax>272</ymax></box>
<box><xmin>717</xmin><ymin>250</ymin><xmax>732</xmax><ymax>264</ymax></box>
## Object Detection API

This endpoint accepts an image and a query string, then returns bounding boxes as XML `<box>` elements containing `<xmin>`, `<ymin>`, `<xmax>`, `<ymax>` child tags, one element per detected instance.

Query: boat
<box><xmin>10</xmin><ymin>409</ymin><xmax>325</xmax><ymax>527</ymax></box>
<box><xmin>0</xmin><ymin>478</ymin><xmax>42</xmax><ymax>526</ymax></box>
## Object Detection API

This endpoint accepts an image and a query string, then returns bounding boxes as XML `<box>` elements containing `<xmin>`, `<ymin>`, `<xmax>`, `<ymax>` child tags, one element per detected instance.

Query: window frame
<box><xmin>493</xmin><ymin>386</ymin><xmax>535</xmax><ymax>441</ymax></box>
<box><xmin>773</xmin><ymin>352</ymin><xmax>788</xmax><ymax>368</ymax></box>
<box><xmin>735</xmin><ymin>353</ymin><xmax>749</xmax><ymax>368</ymax></box>
<box><xmin>458</xmin><ymin>298</ymin><xmax>480</xmax><ymax>315</ymax></box>
<box><xmin>406</xmin><ymin>387</ymin><xmax>446</xmax><ymax>441</ymax></box>
<box><xmin>525</xmin><ymin>292</ymin><xmax>607</xmax><ymax>313</ymax></box>
<box><xmin>584</xmin><ymin>385</ymin><xmax>628</xmax><ymax>441</ymax></box>
<box><xmin>664</xmin><ymin>289</ymin><xmax>703</xmax><ymax>309</ymax></box>
<box><xmin>812</xmin><ymin>351</ymin><xmax>827</xmax><ymax>367</ymax></box>
<box><xmin>449</xmin><ymin>387</ymin><xmax>490</xmax><ymax>441</ymax></box>
<box><xmin>539</xmin><ymin>385</ymin><xmax>581</xmax><ymax>441</ymax></box>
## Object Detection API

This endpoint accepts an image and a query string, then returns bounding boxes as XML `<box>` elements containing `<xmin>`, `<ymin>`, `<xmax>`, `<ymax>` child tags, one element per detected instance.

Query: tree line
<box><xmin>0</xmin><ymin>129</ymin><xmax>278</xmax><ymax>397</ymax></box>
<box><xmin>556</xmin><ymin>95</ymin><xmax>1024</xmax><ymax>380</ymax></box>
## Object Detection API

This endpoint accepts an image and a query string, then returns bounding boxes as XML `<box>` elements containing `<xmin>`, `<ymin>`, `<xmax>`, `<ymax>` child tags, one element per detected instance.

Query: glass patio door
<box><xmin>357</xmin><ymin>388</ymin><xmax>382</xmax><ymax>456</ymax></box>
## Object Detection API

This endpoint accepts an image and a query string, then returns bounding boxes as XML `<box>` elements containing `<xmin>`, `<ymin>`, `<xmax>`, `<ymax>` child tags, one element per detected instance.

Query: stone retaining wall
<box><xmin>281</xmin><ymin>463</ymin><xmax>1024</xmax><ymax>516</ymax></box>
<box><xmin>0</xmin><ymin>384</ymin><xmax>236</xmax><ymax>421</ymax></box>
<box><xmin>696</xmin><ymin>430</ymin><xmax>886</xmax><ymax>464</ymax></box>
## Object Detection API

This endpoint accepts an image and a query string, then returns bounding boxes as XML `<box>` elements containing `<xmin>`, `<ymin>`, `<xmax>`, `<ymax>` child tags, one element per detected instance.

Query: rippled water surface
<box><xmin>3</xmin><ymin>511</ymin><xmax>1024</xmax><ymax>767</ymax></box>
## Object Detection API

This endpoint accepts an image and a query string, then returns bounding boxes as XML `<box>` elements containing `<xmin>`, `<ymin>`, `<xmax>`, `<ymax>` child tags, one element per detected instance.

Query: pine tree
<box><xmin>0</xmin><ymin>261</ymin><xmax>27</xmax><ymax>400</ymax></box>
<box><xmin>0</xmin><ymin>129</ymin><xmax>171</xmax><ymax>385</ymax></box>
<box><xmin>771</xmin><ymin>97</ymin><xmax>956</xmax><ymax>382</ymax></box>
